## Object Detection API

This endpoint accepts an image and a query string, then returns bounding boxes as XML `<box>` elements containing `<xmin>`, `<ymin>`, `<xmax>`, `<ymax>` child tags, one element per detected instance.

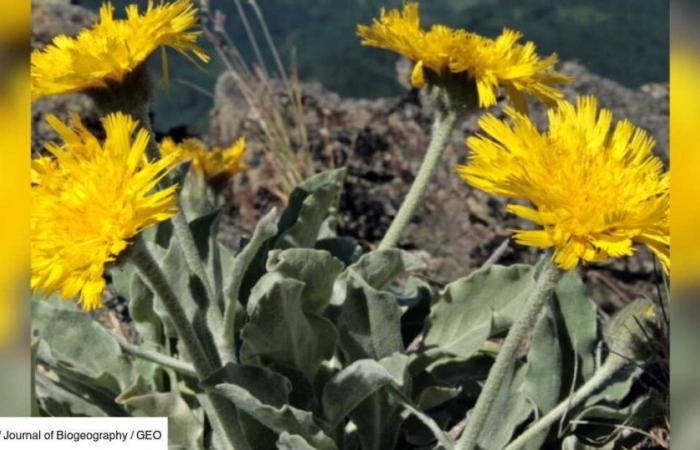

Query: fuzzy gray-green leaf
<box><xmin>337</xmin><ymin>270</ymin><xmax>403</xmax><ymax>362</ymax></box>
<box><xmin>210</xmin><ymin>381</ymin><xmax>337</xmax><ymax>450</ymax></box>
<box><xmin>518</xmin><ymin>302</ymin><xmax>564</xmax><ymax>449</ymax></box>
<box><xmin>239</xmin><ymin>170</ymin><xmax>345</xmax><ymax>306</ymax></box>
<box><xmin>32</xmin><ymin>299</ymin><xmax>133</xmax><ymax>393</ymax></box>
<box><xmin>322</xmin><ymin>355</ymin><xmax>410</xmax><ymax>450</ymax></box>
<box><xmin>275</xmin><ymin>168</ymin><xmax>346</xmax><ymax>249</ymax></box>
<box><xmin>555</xmin><ymin>271</ymin><xmax>599</xmax><ymax>381</ymax></box>
<box><xmin>349</xmin><ymin>249</ymin><xmax>425</xmax><ymax>291</ymax></box>
<box><xmin>266</xmin><ymin>248</ymin><xmax>344</xmax><ymax>314</ymax></box>
<box><xmin>118</xmin><ymin>390</ymin><xmax>204</xmax><ymax>449</ymax></box>
<box><xmin>423</xmin><ymin>265</ymin><xmax>535</xmax><ymax>360</ymax></box>
<box><xmin>240</xmin><ymin>276</ymin><xmax>337</xmax><ymax>380</ymax></box>
<box><xmin>476</xmin><ymin>362</ymin><xmax>532</xmax><ymax>449</ymax></box>
<box><xmin>277</xmin><ymin>432</ymin><xmax>315</xmax><ymax>450</ymax></box>
<box><xmin>322</xmin><ymin>355</ymin><xmax>409</xmax><ymax>427</ymax></box>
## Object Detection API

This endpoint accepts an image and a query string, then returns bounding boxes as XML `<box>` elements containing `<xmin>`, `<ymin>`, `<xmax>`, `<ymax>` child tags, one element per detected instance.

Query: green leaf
<box><xmin>32</xmin><ymin>299</ymin><xmax>134</xmax><ymax>393</ymax></box>
<box><xmin>277</xmin><ymin>432</ymin><xmax>315</xmax><ymax>450</ymax></box>
<box><xmin>204</xmin><ymin>363</ymin><xmax>292</xmax><ymax>408</ymax></box>
<box><xmin>128</xmin><ymin>274</ymin><xmax>164</xmax><ymax>346</ymax></box>
<box><xmin>239</xmin><ymin>169</ymin><xmax>346</xmax><ymax>306</ymax></box>
<box><xmin>321</xmin><ymin>355</ymin><xmax>410</xmax><ymax>450</ymax></box>
<box><xmin>147</xmin><ymin>240</ymin><xmax>196</xmax><ymax>337</ymax></box>
<box><xmin>416</xmin><ymin>386</ymin><xmax>461</xmax><ymax>411</ymax></box>
<box><xmin>569</xmin><ymin>393</ymin><xmax>654</xmax><ymax>446</ymax></box>
<box><xmin>275</xmin><ymin>168</ymin><xmax>346</xmax><ymax>249</ymax></box>
<box><xmin>584</xmin><ymin>366</ymin><xmax>644</xmax><ymax>407</ymax></box>
<box><xmin>555</xmin><ymin>271</ymin><xmax>599</xmax><ymax>381</ymax></box>
<box><xmin>315</xmin><ymin>237</ymin><xmax>362</xmax><ymax>266</ymax></box>
<box><xmin>118</xmin><ymin>390</ymin><xmax>204</xmax><ymax>449</ymax></box>
<box><xmin>224</xmin><ymin>208</ymin><xmax>278</xmax><ymax>312</ymax></box>
<box><xmin>388</xmin><ymin>387</ymin><xmax>455</xmax><ymax>450</ymax></box>
<box><xmin>111</xmin><ymin>262</ymin><xmax>163</xmax><ymax>344</ymax></box>
<box><xmin>240</xmin><ymin>276</ymin><xmax>337</xmax><ymax>381</ymax></box>
<box><xmin>422</xmin><ymin>265</ymin><xmax>535</xmax><ymax>360</ymax></box>
<box><xmin>321</xmin><ymin>355</ymin><xmax>409</xmax><ymax>427</ymax></box>
<box><xmin>266</xmin><ymin>249</ymin><xmax>345</xmax><ymax>314</ymax></box>
<box><xmin>208</xmin><ymin>366</ymin><xmax>337</xmax><ymax>450</ymax></box>
<box><xmin>476</xmin><ymin>362</ymin><xmax>532</xmax><ymax>450</ymax></box>
<box><xmin>336</xmin><ymin>270</ymin><xmax>404</xmax><ymax>362</ymax></box>
<box><xmin>35</xmin><ymin>371</ymin><xmax>110</xmax><ymax>417</ymax></box>
<box><xmin>348</xmin><ymin>249</ymin><xmax>425</xmax><ymax>291</ymax></box>
<box><xmin>518</xmin><ymin>302</ymin><xmax>564</xmax><ymax>449</ymax></box>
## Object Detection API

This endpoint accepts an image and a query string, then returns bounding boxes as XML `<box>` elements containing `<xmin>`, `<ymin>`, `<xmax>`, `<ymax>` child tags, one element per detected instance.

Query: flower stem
<box><xmin>126</xmin><ymin>236</ymin><xmax>248</xmax><ymax>450</ymax></box>
<box><xmin>134</xmin><ymin>108</ymin><xmax>233</xmax><ymax>364</ymax></box>
<box><xmin>111</xmin><ymin>331</ymin><xmax>198</xmax><ymax>378</ymax></box>
<box><xmin>169</xmin><ymin>211</ymin><xmax>234</xmax><ymax>363</ymax></box>
<box><xmin>504</xmin><ymin>356</ymin><xmax>627</xmax><ymax>450</ymax></box>
<box><xmin>456</xmin><ymin>260</ymin><xmax>562</xmax><ymax>450</ymax></box>
<box><xmin>378</xmin><ymin>110</ymin><xmax>458</xmax><ymax>250</ymax></box>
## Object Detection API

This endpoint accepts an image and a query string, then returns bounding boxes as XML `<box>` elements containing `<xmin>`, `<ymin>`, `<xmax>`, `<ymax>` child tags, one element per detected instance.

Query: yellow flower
<box><xmin>457</xmin><ymin>97</ymin><xmax>669</xmax><ymax>271</ymax></box>
<box><xmin>31</xmin><ymin>0</ymin><xmax>209</xmax><ymax>100</ymax></box>
<box><xmin>449</xmin><ymin>29</ymin><xmax>571</xmax><ymax>110</ymax></box>
<box><xmin>159</xmin><ymin>136</ymin><xmax>202</xmax><ymax>164</ymax></box>
<box><xmin>160</xmin><ymin>136</ymin><xmax>248</xmax><ymax>183</ymax></box>
<box><xmin>357</xmin><ymin>2</ymin><xmax>569</xmax><ymax>110</ymax></box>
<box><xmin>357</xmin><ymin>3</ymin><xmax>460</xmax><ymax>86</ymax></box>
<box><xmin>31</xmin><ymin>113</ymin><xmax>182</xmax><ymax>310</ymax></box>
<box><xmin>194</xmin><ymin>138</ymin><xmax>248</xmax><ymax>182</ymax></box>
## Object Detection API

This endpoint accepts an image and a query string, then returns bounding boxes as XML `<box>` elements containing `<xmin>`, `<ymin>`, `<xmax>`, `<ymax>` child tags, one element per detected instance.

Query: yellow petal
<box><xmin>411</xmin><ymin>60</ymin><xmax>426</xmax><ymax>89</ymax></box>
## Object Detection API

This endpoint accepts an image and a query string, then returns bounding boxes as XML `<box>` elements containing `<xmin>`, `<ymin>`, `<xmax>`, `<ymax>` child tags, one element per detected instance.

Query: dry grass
<box><xmin>197</xmin><ymin>0</ymin><xmax>313</xmax><ymax>195</ymax></box>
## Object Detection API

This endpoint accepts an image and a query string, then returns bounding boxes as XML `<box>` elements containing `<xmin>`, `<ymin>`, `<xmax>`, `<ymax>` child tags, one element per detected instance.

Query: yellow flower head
<box><xmin>357</xmin><ymin>2</ymin><xmax>569</xmax><ymax>110</ymax></box>
<box><xmin>31</xmin><ymin>0</ymin><xmax>209</xmax><ymax>100</ymax></box>
<box><xmin>160</xmin><ymin>136</ymin><xmax>248</xmax><ymax>184</ymax></box>
<box><xmin>449</xmin><ymin>29</ymin><xmax>571</xmax><ymax>110</ymax></box>
<box><xmin>457</xmin><ymin>97</ymin><xmax>669</xmax><ymax>271</ymax></box>
<box><xmin>32</xmin><ymin>113</ymin><xmax>183</xmax><ymax>310</ymax></box>
<box><xmin>159</xmin><ymin>136</ymin><xmax>202</xmax><ymax>164</ymax></box>
<box><xmin>357</xmin><ymin>3</ymin><xmax>460</xmax><ymax>86</ymax></box>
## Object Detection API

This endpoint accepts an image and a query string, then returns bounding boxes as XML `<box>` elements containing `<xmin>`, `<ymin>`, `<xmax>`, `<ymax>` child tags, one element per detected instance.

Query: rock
<box><xmin>209</xmin><ymin>71</ymin><xmax>252</xmax><ymax>146</ymax></box>
<box><xmin>31</xmin><ymin>1</ymin><xmax>99</xmax><ymax>153</ymax></box>
<box><xmin>31</xmin><ymin>0</ymin><xmax>95</xmax><ymax>50</ymax></box>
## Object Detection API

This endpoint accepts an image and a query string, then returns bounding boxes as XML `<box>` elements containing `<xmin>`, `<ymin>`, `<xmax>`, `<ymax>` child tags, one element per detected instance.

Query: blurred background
<box><xmin>0</xmin><ymin>0</ymin><xmax>30</xmax><ymax>416</ymax></box>
<box><xmin>78</xmin><ymin>0</ymin><xmax>670</xmax><ymax>133</ymax></box>
<box><xmin>671</xmin><ymin>0</ymin><xmax>700</xmax><ymax>448</ymax></box>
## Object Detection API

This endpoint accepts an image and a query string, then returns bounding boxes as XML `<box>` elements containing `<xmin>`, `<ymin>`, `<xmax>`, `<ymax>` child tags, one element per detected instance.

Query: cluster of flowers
<box><xmin>30</xmin><ymin>0</ymin><xmax>246</xmax><ymax>310</ymax></box>
<box><xmin>360</xmin><ymin>3</ymin><xmax>669</xmax><ymax>274</ymax></box>
<box><xmin>357</xmin><ymin>3</ymin><xmax>570</xmax><ymax>110</ymax></box>
<box><xmin>29</xmin><ymin>0</ymin><xmax>669</xmax><ymax>312</ymax></box>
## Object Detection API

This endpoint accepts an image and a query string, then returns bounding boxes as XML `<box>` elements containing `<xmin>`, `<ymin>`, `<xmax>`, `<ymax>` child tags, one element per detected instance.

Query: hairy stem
<box><xmin>504</xmin><ymin>356</ymin><xmax>627</xmax><ymax>450</ymax></box>
<box><xmin>133</xmin><ymin>107</ymin><xmax>231</xmax><ymax>364</ymax></box>
<box><xmin>378</xmin><ymin>110</ymin><xmax>458</xmax><ymax>250</ymax></box>
<box><xmin>126</xmin><ymin>237</ymin><xmax>247</xmax><ymax>450</ymax></box>
<box><xmin>112</xmin><ymin>332</ymin><xmax>198</xmax><ymax>378</ymax></box>
<box><xmin>456</xmin><ymin>260</ymin><xmax>562</xmax><ymax>450</ymax></box>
